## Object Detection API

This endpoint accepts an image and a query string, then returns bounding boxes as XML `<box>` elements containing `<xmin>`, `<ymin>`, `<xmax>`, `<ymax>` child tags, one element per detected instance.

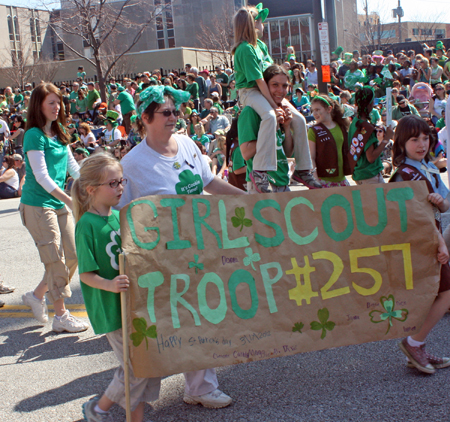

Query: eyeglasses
<box><xmin>97</xmin><ymin>178</ymin><xmax>128</xmax><ymax>188</ymax></box>
<box><xmin>154</xmin><ymin>109</ymin><xmax>181</xmax><ymax>117</ymax></box>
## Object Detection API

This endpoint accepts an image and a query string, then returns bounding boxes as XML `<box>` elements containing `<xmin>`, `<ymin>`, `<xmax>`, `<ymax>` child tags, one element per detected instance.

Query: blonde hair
<box><xmin>71</xmin><ymin>153</ymin><xmax>122</xmax><ymax>222</ymax></box>
<box><xmin>217</xmin><ymin>134</ymin><xmax>226</xmax><ymax>150</ymax></box>
<box><xmin>232</xmin><ymin>7</ymin><xmax>258</xmax><ymax>54</ymax></box>
<box><xmin>194</xmin><ymin>123</ymin><xmax>205</xmax><ymax>136</ymax></box>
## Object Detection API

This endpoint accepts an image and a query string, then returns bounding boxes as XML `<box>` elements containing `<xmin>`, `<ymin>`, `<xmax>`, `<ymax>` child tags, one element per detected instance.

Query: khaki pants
<box><xmin>105</xmin><ymin>329</ymin><xmax>161</xmax><ymax>411</ymax></box>
<box><xmin>19</xmin><ymin>204</ymin><xmax>77</xmax><ymax>303</ymax></box>
<box><xmin>282</xmin><ymin>99</ymin><xmax>313</xmax><ymax>171</ymax></box>
<box><xmin>239</xmin><ymin>88</ymin><xmax>278</xmax><ymax>171</ymax></box>
<box><xmin>354</xmin><ymin>173</ymin><xmax>385</xmax><ymax>185</ymax></box>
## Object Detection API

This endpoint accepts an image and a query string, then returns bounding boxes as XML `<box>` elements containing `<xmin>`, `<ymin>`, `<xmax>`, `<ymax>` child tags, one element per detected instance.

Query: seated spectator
<box><xmin>392</xmin><ymin>95</ymin><xmax>420</xmax><ymax>120</ymax></box>
<box><xmin>12</xmin><ymin>153</ymin><xmax>25</xmax><ymax>196</ymax></box>
<box><xmin>200</xmin><ymin>98</ymin><xmax>213</xmax><ymax>119</ymax></box>
<box><xmin>201</xmin><ymin>107</ymin><xmax>230</xmax><ymax>134</ymax></box>
<box><xmin>0</xmin><ymin>155</ymin><xmax>19</xmax><ymax>199</ymax></box>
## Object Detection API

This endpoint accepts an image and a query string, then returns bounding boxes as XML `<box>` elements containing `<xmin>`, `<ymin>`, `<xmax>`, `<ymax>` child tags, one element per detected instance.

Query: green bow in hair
<box><xmin>255</xmin><ymin>3</ymin><xmax>269</xmax><ymax>22</ymax></box>
<box><xmin>138</xmin><ymin>86</ymin><xmax>191</xmax><ymax>118</ymax></box>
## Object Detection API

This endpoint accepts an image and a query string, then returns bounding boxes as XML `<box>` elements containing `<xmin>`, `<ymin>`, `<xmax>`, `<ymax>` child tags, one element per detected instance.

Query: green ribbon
<box><xmin>255</xmin><ymin>3</ymin><xmax>269</xmax><ymax>22</ymax></box>
<box><xmin>137</xmin><ymin>86</ymin><xmax>191</xmax><ymax>118</ymax></box>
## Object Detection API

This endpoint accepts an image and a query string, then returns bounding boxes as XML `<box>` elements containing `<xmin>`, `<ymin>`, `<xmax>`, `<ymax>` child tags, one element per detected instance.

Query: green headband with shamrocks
<box><xmin>255</xmin><ymin>3</ymin><xmax>269</xmax><ymax>22</ymax></box>
<box><xmin>138</xmin><ymin>85</ymin><xmax>191</xmax><ymax>118</ymax></box>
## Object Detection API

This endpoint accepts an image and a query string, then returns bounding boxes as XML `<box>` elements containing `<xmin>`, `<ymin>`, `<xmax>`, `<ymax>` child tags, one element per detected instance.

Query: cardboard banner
<box><xmin>120</xmin><ymin>181</ymin><xmax>440</xmax><ymax>378</ymax></box>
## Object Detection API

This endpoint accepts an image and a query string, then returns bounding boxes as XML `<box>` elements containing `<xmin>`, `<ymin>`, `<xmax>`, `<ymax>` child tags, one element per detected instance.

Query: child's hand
<box><xmin>110</xmin><ymin>275</ymin><xmax>130</xmax><ymax>293</ymax></box>
<box><xmin>437</xmin><ymin>242</ymin><xmax>449</xmax><ymax>264</ymax></box>
<box><xmin>275</xmin><ymin>107</ymin><xmax>285</xmax><ymax>124</ymax></box>
<box><xmin>281</xmin><ymin>106</ymin><xmax>293</xmax><ymax>128</ymax></box>
<box><xmin>428</xmin><ymin>193</ymin><xmax>444</xmax><ymax>208</ymax></box>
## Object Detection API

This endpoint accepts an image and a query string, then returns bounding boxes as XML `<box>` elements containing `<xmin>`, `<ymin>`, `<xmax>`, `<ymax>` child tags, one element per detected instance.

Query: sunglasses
<box><xmin>398</xmin><ymin>102</ymin><xmax>406</xmax><ymax>106</ymax></box>
<box><xmin>436</xmin><ymin>88</ymin><xmax>444</xmax><ymax>91</ymax></box>
<box><xmin>155</xmin><ymin>109</ymin><xmax>181</xmax><ymax>117</ymax></box>
<box><xmin>97</xmin><ymin>178</ymin><xmax>128</xmax><ymax>188</ymax></box>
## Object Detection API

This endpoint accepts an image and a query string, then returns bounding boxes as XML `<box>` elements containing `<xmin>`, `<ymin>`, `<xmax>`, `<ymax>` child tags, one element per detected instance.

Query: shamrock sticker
<box><xmin>292</xmin><ymin>322</ymin><xmax>304</xmax><ymax>334</ymax></box>
<box><xmin>175</xmin><ymin>170</ymin><xmax>203</xmax><ymax>195</ymax></box>
<box><xmin>188</xmin><ymin>254</ymin><xmax>204</xmax><ymax>274</ymax></box>
<box><xmin>130</xmin><ymin>317</ymin><xmax>157</xmax><ymax>350</ymax></box>
<box><xmin>310</xmin><ymin>308</ymin><xmax>335</xmax><ymax>339</ymax></box>
<box><xmin>369</xmin><ymin>295</ymin><xmax>408</xmax><ymax>334</ymax></box>
<box><xmin>243</xmin><ymin>247</ymin><xmax>261</xmax><ymax>271</ymax></box>
<box><xmin>231</xmin><ymin>207</ymin><xmax>252</xmax><ymax>232</ymax></box>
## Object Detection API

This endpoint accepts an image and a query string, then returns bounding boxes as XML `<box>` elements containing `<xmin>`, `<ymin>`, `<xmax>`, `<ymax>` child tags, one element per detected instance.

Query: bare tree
<box><xmin>409</xmin><ymin>12</ymin><xmax>445</xmax><ymax>43</ymax></box>
<box><xmin>43</xmin><ymin>0</ymin><xmax>166</xmax><ymax>101</ymax></box>
<box><xmin>1</xmin><ymin>41</ymin><xmax>38</xmax><ymax>88</ymax></box>
<box><xmin>196</xmin><ymin>3</ymin><xmax>234</xmax><ymax>68</ymax></box>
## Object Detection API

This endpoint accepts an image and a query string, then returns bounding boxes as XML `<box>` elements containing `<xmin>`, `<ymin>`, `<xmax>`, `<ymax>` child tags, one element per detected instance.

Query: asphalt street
<box><xmin>1</xmin><ymin>177</ymin><xmax>450</xmax><ymax>422</ymax></box>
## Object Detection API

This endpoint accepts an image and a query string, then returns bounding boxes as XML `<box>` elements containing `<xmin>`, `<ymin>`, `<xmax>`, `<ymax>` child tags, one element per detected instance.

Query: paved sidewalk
<box><xmin>1</xmin><ymin>176</ymin><xmax>450</xmax><ymax>422</ymax></box>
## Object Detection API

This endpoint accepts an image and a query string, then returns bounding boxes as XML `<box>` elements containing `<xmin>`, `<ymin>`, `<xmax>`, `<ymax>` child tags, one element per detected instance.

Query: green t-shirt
<box><xmin>344</xmin><ymin>70</ymin><xmax>364</xmax><ymax>90</ymax></box>
<box><xmin>348</xmin><ymin>118</ymin><xmax>383</xmax><ymax>181</ymax></box>
<box><xmin>308</xmin><ymin>125</ymin><xmax>345</xmax><ymax>182</ymax></box>
<box><xmin>69</xmin><ymin>90</ymin><xmax>79</xmax><ymax>114</ymax></box>
<box><xmin>436</xmin><ymin>117</ymin><xmax>445</xmax><ymax>130</ymax></box>
<box><xmin>76</xmin><ymin>97</ymin><xmax>88</xmax><ymax>113</ymax></box>
<box><xmin>192</xmin><ymin>134</ymin><xmax>210</xmax><ymax>146</ymax></box>
<box><xmin>234</xmin><ymin>41</ymin><xmax>264</xmax><ymax>89</ymax></box>
<box><xmin>21</xmin><ymin>127</ymin><xmax>69</xmax><ymax>209</ymax></box>
<box><xmin>213</xmin><ymin>102</ymin><xmax>224</xmax><ymax>114</ymax></box>
<box><xmin>186</xmin><ymin>82</ymin><xmax>199</xmax><ymax>99</ymax></box>
<box><xmin>258</xmin><ymin>39</ymin><xmax>273</xmax><ymax>70</ymax></box>
<box><xmin>77</xmin><ymin>71</ymin><xmax>86</xmax><ymax>81</ymax></box>
<box><xmin>230</xmin><ymin>144</ymin><xmax>245</xmax><ymax>172</ymax></box>
<box><xmin>117</xmin><ymin>91</ymin><xmax>136</xmax><ymax>115</ymax></box>
<box><xmin>75</xmin><ymin>211</ymin><xmax>122</xmax><ymax>335</ymax></box>
<box><xmin>14</xmin><ymin>94</ymin><xmax>24</xmax><ymax>105</ymax></box>
<box><xmin>216</xmin><ymin>72</ymin><xmax>229</xmax><ymax>97</ymax></box>
<box><xmin>370</xmin><ymin>108</ymin><xmax>381</xmax><ymax>125</ymax></box>
<box><xmin>238</xmin><ymin>107</ymin><xmax>289</xmax><ymax>186</ymax></box>
<box><xmin>87</xmin><ymin>89</ymin><xmax>100</xmax><ymax>110</ymax></box>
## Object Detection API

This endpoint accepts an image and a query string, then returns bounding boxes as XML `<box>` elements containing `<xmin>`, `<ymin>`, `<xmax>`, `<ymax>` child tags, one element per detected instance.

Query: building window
<box><xmin>421</xmin><ymin>28</ymin><xmax>432</xmax><ymax>36</ymax></box>
<box><xmin>155</xmin><ymin>0</ymin><xmax>175</xmax><ymax>49</ymax></box>
<box><xmin>435</xmin><ymin>29</ymin><xmax>445</xmax><ymax>37</ymax></box>
<box><xmin>412</xmin><ymin>28</ymin><xmax>419</xmax><ymax>35</ymax></box>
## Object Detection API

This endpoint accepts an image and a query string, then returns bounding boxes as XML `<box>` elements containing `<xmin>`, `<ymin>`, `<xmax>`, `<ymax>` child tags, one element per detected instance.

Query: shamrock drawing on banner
<box><xmin>292</xmin><ymin>322</ymin><xmax>304</xmax><ymax>334</ymax></box>
<box><xmin>369</xmin><ymin>294</ymin><xmax>408</xmax><ymax>334</ymax></box>
<box><xmin>310</xmin><ymin>308</ymin><xmax>335</xmax><ymax>339</ymax></box>
<box><xmin>231</xmin><ymin>207</ymin><xmax>252</xmax><ymax>232</ymax></box>
<box><xmin>188</xmin><ymin>254</ymin><xmax>204</xmax><ymax>274</ymax></box>
<box><xmin>130</xmin><ymin>317</ymin><xmax>157</xmax><ymax>350</ymax></box>
<box><xmin>243</xmin><ymin>247</ymin><xmax>261</xmax><ymax>271</ymax></box>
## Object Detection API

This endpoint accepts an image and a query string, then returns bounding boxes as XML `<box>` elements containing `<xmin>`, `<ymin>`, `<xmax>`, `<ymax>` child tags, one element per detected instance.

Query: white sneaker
<box><xmin>53</xmin><ymin>310</ymin><xmax>89</xmax><ymax>333</ymax></box>
<box><xmin>22</xmin><ymin>291</ymin><xmax>48</xmax><ymax>323</ymax></box>
<box><xmin>184</xmin><ymin>388</ymin><xmax>232</xmax><ymax>408</ymax></box>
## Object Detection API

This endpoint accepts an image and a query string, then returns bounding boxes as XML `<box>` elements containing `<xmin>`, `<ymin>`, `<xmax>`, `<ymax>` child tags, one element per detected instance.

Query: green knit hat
<box><xmin>343</xmin><ymin>52</ymin><xmax>353</xmax><ymax>65</ymax></box>
<box><xmin>436</xmin><ymin>41</ymin><xmax>445</xmax><ymax>52</ymax></box>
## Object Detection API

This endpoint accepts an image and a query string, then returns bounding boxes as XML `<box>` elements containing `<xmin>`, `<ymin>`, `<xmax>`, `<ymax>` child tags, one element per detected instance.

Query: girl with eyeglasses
<box><xmin>19</xmin><ymin>82</ymin><xmax>88</xmax><ymax>333</ymax></box>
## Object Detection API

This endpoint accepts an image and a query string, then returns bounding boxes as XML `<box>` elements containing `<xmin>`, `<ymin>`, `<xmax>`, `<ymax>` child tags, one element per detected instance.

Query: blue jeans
<box><xmin>0</xmin><ymin>182</ymin><xmax>18</xmax><ymax>199</ymax></box>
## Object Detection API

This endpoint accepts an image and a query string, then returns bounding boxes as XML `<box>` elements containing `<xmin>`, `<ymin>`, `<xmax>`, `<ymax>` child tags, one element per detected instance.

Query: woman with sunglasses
<box><xmin>429</xmin><ymin>83</ymin><xmax>448</xmax><ymax>126</ymax></box>
<box><xmin>118</xmin><ymin>85</ymin><xmax>244</xmax><ymax>410</ymax></box>
<box><xmin>19</xmin><ymin>82</ymin><xmax>88</xmax><ymax>333</ymax></box>
<box><xmin>7</xmin><ymin>115</ymin><xmax>26</xmax><ymax>157</ymax></box>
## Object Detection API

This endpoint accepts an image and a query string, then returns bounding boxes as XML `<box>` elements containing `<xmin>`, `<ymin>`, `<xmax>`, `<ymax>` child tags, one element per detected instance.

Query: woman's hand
<box><xmin>281</xmin><ymin>106</ymin><xmax>293</xmax><ymax>128</ymax></box>
<box><xmin>109</xmin><ymin>275</ymin><xmax>130</xmax><ymax>293</ymax></box>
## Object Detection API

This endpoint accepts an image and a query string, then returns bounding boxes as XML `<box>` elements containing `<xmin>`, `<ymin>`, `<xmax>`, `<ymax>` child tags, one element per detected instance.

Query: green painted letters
<box><xmin>218</xmin><ymin>200</ymin><xmax>249</xmax><ymax>249</ymax></box>
<box><xmin>138</xmin><ymin>271</ymin><xmax>164</xmax><ymax>323</ymax></box>
<box><xmin>260</xmin><ymin>262</ymin><xmax>282</xmax><ymax>313</ymax></box>
<box><xmin>253</xmin><ymin>200</ymin><xmax>285</xmax><ymax>247</ymax></box>
<box><xmin>192</xmin><ymin>198</ymin><xmax>223</xmax><ymax>250</ymax></box>
<box><xmin>353</xmin><ymin>188</ymin><xmax>387</xmax><ymax>235</ymax></box>
<box><xmin>161</xmin><ymin>198</ymin><xmax>191</xmax><ymax>250</ymax></box>
<box><xmin>170</xmin><ymin>274</ymin><xmax>201</xmax><ymax>328</ymax></box>
<box><xmin>386</xmin><ymin>187</ymin><xmax>414</xmax><ymax>232</ymax></box>
<box><xmin>285</xmin><ymin>197</ymin><xmax>318</xmax><ymax>245</ymax></box>
<box><xmin>228</xmin><ymin>269</ymin><xmax>259</xmax><ymax>319</ymax></box>
<box><xmin>126</xmin><ymin>200</ymin><xmax>160</xmax><ymax>250</ymax></box>
<box><xmin>197</xmin><ymin>272</ymin><xmax>227</xmax><ymax>324</ymax></box>
<box><xmin>321</xmin><ymin>194</ymin><xmax>354</xmax><ymax>241</ymax></box>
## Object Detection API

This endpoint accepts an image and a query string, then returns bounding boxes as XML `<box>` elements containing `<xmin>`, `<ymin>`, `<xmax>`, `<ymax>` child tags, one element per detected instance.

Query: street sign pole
<box><xmin>313</xmin><ymin>0</ymin><xmax>328</xmax><ymax>93</ymax></box>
